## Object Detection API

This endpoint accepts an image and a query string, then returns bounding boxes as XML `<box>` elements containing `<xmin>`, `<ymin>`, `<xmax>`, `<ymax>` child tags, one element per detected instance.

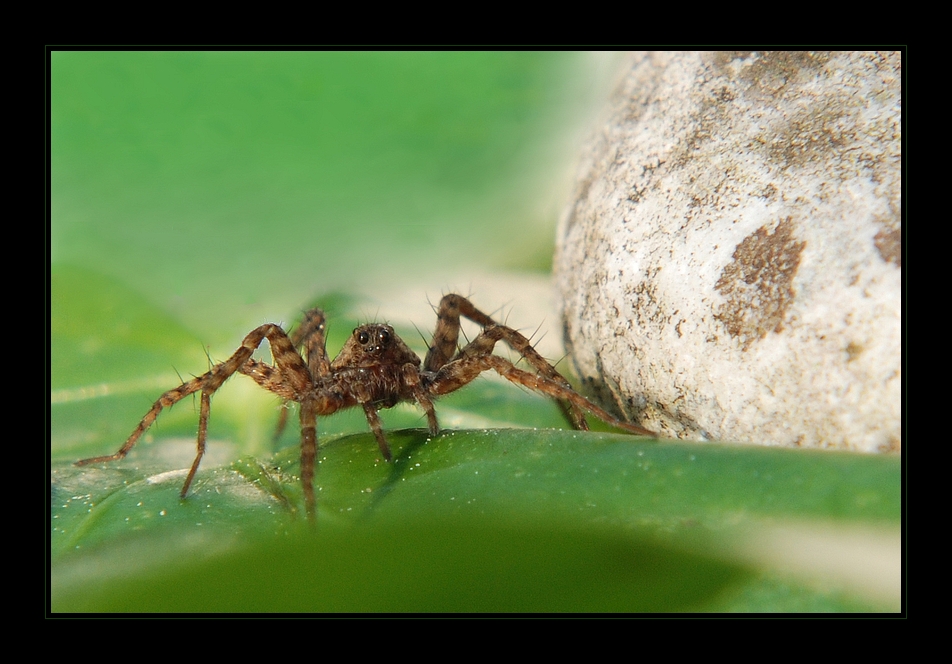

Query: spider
<box><xmin>76</xmin><ymin>294</ymin><xmax>657</xmax><ymax>519</ymax></box>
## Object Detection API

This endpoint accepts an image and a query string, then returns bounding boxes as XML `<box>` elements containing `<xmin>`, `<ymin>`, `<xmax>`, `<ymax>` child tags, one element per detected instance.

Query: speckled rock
<box><xmin>554</xmin><ymin>51</ymin><xmax>901</xmax><ymax>452</ymax></box>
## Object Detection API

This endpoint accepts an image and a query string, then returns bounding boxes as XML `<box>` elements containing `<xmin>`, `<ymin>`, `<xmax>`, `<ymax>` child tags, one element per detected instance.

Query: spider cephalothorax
<box><xmin>77</xmin><ymin>294</ymin><xmax>656</xmax><ymax>519</ymax></box>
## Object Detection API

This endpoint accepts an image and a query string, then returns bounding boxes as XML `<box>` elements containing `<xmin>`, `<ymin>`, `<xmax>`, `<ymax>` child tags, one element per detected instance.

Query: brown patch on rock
<box><xmin>874</xmin><ymin>227</ymin><xmax>901</xmax><ymax>267</ymax></box>
<box><xmin>714</xmin><ymin>218</ymin><xmax>806</xmax><ymax>350</ymax></box>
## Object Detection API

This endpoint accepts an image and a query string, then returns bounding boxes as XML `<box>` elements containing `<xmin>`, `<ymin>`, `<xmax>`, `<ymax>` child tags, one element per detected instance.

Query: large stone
<box><xmin>555</xmin><ymin>51</ymin><xmax>901</xmax><ymax>452</ymax></box>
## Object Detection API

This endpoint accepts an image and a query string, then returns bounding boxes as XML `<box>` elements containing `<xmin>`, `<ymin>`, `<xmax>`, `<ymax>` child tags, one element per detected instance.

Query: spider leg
<box><xmin>299</xmin><ymin>400</ymin><xmax>318</xmax><ymax>520</ymax></box>
<box><xmin>465</xmin><ymin>326</ymin><xmax>590</xmax><ymax>429</ymax></box>
<box><xmin>292</xmin><ymin>308</ymin><xmax>331</xmax><ymax>379</ymax></box>
<box><xmin>182</xmin><ymin>391</ymin><xmax>211</xmax><ymax>498</ymax></box>
<box><xmin>359</xmin><ymin>402</ymin><xmax>392</xmax><ymax>462</ymax></box>
<box><xmin>77</xmin><ymin>323</ymin><xmax>313</xmax><ymax>500</ymax></box>
<box><xmin>240</xmin><ymin>359</ymin><xmax>307</xmax><ymax>400</ymax></box>
<box><xmin>268</xmin><ymin>308</ymin><xmax>330</xmax><ymax>442</ymax></box>
<box><xmin>236</xmin><ymin>325</ymin><xmax>323</xmax><ymax>518</ymax></box>
<box><xmin>240</xmin><ymin>358</ymin><xmax>307</xmax><ymax>444</ymax></box>
<box><xmin>75</xmin><ymin>378</ymin><xmax>202</xmax><ymax>465</ymax></box>
<box><xmin>462</xmin><ymin>323</ymin><xmax>589</xmax><ymax>428</ymax></box>
<box><xmin>424</xmin><ymin>295</ymin><xmax>588</xmax><ymax>428</ymax></box>
<box><xmin>271</xmin><ymin>400</ymin><xmax>293</xmax><ymax>444</ymax></box>
<box><xmin>428</xmin><ymin>354</ymin><xmax>656</xmax><ymax>437</ymax></box>
<box><xmin>424</xmin><ymin>294</ymin><xmax>496</xmax><ymax>372</ymax></box>
<box><xmin>402</xmin><ymin>363</ymin><xmax>440</xmax><ymax>436</ymax></box>
<box><xmin>350</xmin><ymin>363</ymin><xmax>440</xmax><ymax>464</ymax></box>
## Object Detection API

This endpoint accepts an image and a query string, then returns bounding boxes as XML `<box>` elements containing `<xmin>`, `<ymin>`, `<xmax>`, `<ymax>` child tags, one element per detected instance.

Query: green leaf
<box><xmin>51</xmin><ymin>516</ymin><xmax>749</xmax><ymax>613</ymax></box>
<box><xmin>52</xmin><ymin>426</ymin><xmax>899</xmax><ymax>612</ymax></box>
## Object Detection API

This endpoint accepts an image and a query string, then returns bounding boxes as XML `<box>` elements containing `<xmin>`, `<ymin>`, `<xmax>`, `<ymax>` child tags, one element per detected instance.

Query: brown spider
<box><xmin>76</xmin><ymin>294</ymin><xmax>656</xmax><ymax>519</ymax></box>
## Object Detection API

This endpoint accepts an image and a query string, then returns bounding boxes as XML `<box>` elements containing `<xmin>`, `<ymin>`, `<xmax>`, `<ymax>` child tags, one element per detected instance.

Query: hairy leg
<box><xmin>181</xmin><ymin>391</ymin><xmax>211</xmax><ymax>497</ymax></box>
<box><xmin>240</xmin><ymin>360</ymin><xmax>307</xmax><ymax>401</ymax></box>
<box><xmin>401</xmin><ymin>362</ymin><xmax>440</xmax><ymax>436</ymax></box>
<box><xmin>291</xmin><ymin>308</ymin><xmax>331</xmax><ymax>379</ymax></box>
<box><xmin>424</xmin><ymin>294</ymin><xmax>497</xmax><ymax>372</ymax></box>
<box><xmin>428</xmin><ymin>353</ymin><xmax>656</xmax><ymax>437</ymax></box>
<box><xmin>361</xmin><ymin>402</ymin><xmax>393</xmax><ymax>462</ymax></box>
<box><xmin>456</xmin><ymin>324</ymin><xmax>590</xmax><ymax>429</ymax></box>
<box><xmin>77</xmin><ymin>323</ymin><xmax>313</xmax><ymax>499</ymax></box>
<box><xmin>424</xmin><ymin>295</ymin><xmax>588</xmax><ymax>428</ymax></box>
<box><xmin>75</xmin><ymin>379</ymin><xmax>203</xmax><ymax>466</ymax></box>
<box><xmin>269</xmin><ymin>308</ymin><xmax>330</xmax><ymax>442</ymax></box>
<box><xmin>299</xmin><ymin>399</ymin><xmax>318</xmax><ymax>520</ymax></box>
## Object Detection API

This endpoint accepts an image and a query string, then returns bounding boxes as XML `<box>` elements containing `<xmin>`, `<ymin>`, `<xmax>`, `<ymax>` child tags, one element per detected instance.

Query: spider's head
<box><xmin>354</xmin><ymin>325</ymin><xmax>393</xmax><ymax>355</ymax></box>
<box><xmin>336</xmin><ymin>324</ymin><xmax>421</xmax><ymax>368</ymax></box>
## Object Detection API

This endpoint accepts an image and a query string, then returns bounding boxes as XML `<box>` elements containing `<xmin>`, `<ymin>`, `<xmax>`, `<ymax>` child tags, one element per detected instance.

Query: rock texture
<box><xmin>555</xmin><ymin>51</ymin><xmax>901</xmax><ymax>452</ymax></box>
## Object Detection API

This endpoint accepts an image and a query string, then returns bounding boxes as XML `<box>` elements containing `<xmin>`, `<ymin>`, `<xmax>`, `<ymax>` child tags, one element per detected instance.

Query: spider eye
<box><xmin>357</xmin><ymin>330</ymin><xmax>370</xmax><ymax>345</ymax></box>
<box><xmin>378</xmin><ymin>329</ymin><xmax>390</xmax><ymax>345</ymax></box>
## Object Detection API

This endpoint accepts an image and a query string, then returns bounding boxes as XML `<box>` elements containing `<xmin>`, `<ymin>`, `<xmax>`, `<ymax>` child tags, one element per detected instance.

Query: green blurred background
<box><xmin>51</xmin><ymin>51</ymin><xmax>601</xmax><ymax>346</ymax></box>
<box><xmin>51</xmin><ymin>50</ymin><xmax>620</xmax><ymax>466</ymax></box>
